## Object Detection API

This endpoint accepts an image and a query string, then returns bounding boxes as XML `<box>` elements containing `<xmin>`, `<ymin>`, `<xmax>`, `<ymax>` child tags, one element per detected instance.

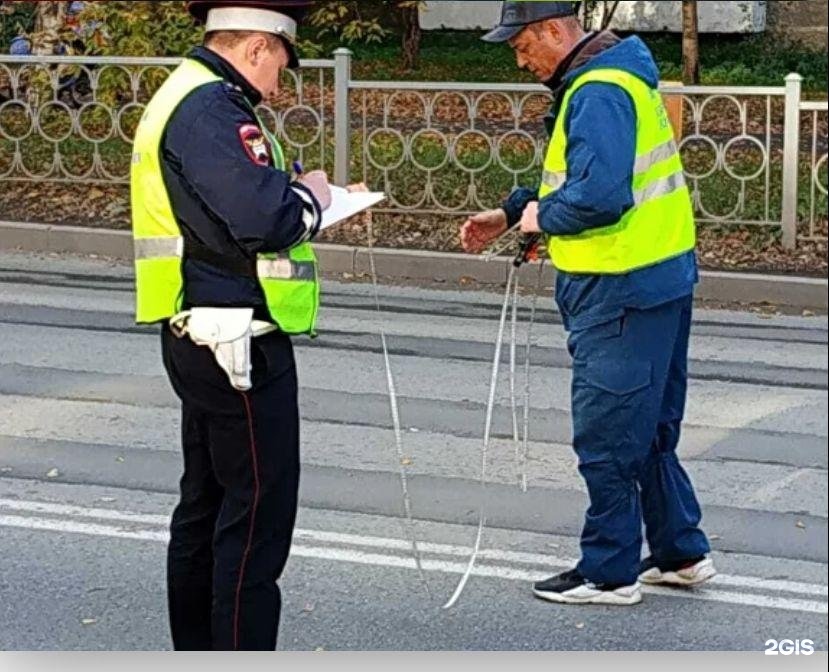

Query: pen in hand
<box><xmin>294</xmin><ymin>164</ymin><xmax>332</xmax><ymax>211</ymax></box>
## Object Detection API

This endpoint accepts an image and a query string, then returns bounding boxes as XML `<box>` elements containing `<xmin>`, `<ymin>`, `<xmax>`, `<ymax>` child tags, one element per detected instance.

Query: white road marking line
<box><xmin>2</xmin><ymin>498</ymin><xmax>826</xmax><ymax>598</ymax></box>
<box><xmin>291</xmin><ymin>545</ymin><xmax>829</xmax><ymax>616</ymax></box>
<box><xmin>1</xmin><ymin>510</ymin><xmax>827</xmax><ymax>615</ymax></box>
<box><xmin>294</xmin><ymin>528</ymin><xmax>829</xmax><ymax>598</ymax></box>
<box><xmin>0</xmin><ymin>514</ymin><xmax>168</xmax><ymax>542</ymax></box>
<box><xmin>0</xmin><ymin>498</ymin><xmax>170</xmax><ymax>526</ymax></box>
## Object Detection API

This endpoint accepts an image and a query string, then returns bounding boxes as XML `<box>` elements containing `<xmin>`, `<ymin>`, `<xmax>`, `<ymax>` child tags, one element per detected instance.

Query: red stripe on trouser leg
<box><xmin>233</xmin><ymin>392</ymin><xmax>261</xmax><ymax>651</ymax></box>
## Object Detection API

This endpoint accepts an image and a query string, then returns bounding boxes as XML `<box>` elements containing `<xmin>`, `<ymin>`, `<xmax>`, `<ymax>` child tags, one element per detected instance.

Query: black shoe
<box><xmin>639</xmin><ymin>555</ymin><xmax>716</xmax><ymax>586</ymax></box>
<box><xmin>532</xmin><ymin>568</ymin><xmax>642</xmax><ymax>606</ymax></box>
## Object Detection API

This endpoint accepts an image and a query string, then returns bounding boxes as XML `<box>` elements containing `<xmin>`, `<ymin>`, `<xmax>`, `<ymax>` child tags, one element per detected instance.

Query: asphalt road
<box><xmin>0</xmin><ymin>250</ymin><xmax>826</xmax><ymax>651</ymax></box>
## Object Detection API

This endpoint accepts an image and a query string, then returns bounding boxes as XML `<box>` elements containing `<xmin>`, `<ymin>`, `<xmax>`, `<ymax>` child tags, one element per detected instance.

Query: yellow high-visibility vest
<box><xmin>540</xmin><ymin>68</ymin><xmax>696</xmax><ymax>274</ymax></box>
<box><xmin>130</xmin><ymin>58</ymin><xmax>320</xmax><ymax>333</ymax></box>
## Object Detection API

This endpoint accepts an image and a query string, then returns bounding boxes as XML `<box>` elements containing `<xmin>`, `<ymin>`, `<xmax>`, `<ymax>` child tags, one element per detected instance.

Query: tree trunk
<box><xmin>32</xmin><ymin>0</ymin><xmax>67</xmax><ymax>55</ymax></box>
<box><xmin>600</xmin><ymin>1</ymin><xmax>621</xmax><ymax>30</ymax></box>
<box><xmin>399</xmin><ymin>3</ymin><xmax>420</xmax><ymax>71</ymax></box>
<box><xmin>682</xmin><ymin>0</ymin><xmax>700</xmax><ymax>84</ymax></box>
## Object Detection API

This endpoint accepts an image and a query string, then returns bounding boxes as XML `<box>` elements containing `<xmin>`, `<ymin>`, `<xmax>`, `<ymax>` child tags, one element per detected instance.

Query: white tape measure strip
<box><xmin>442</xmin><ymin>264</ymin><xmax>517</xmax><ymax>610</ymax></box>
<box><xmin>365</xmin><ymin>213</ymin><xmax>432</xmax><ymax>598</ymax></box>
<box><xmin>363</xmin><ymin>211</ymin><xmax>544</xmax><ymax>607</ymax></box>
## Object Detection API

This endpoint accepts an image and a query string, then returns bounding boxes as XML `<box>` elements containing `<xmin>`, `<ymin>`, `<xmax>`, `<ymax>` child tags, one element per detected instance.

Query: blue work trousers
<box><xmin>566</xmin><ymin>295</ymin><xmax>710</xmax><ymax>586</ymax></box>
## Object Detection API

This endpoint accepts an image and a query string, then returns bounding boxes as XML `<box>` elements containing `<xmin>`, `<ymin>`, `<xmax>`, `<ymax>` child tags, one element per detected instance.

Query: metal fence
<box><xmin>1</xmin><ymin>50</ymin><xmax>826</xmax><ymax>249</ymax></box>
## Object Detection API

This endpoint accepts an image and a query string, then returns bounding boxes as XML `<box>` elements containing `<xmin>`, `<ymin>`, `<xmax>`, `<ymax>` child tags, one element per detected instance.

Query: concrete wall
<box><xmin>421</xmin><ymin>1</ymin><xmax>768</xmax><ymax>33</ymax></box>
<box><xmin>610</xmin><ymin>1</ymin><xmax>766</xmax><ymax>33</ymax></box>
<box><xmin>420</xmin><ymin>1</ymin><xmax>500</xmax><ymax>30</ymax></box>
<box><xmin>767</xmin><ymin>0</ymin><xmax>828</xmax><ymax>49</ymax></box>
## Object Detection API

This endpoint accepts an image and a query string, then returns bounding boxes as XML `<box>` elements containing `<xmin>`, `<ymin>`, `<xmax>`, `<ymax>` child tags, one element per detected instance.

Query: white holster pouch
<box><xmin>170</xmin><ymin>308</ymin><xmax>277</xmax><ymax>392</ymax></box>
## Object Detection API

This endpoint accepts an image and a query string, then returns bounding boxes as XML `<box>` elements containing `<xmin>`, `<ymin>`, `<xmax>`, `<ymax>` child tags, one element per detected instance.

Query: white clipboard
<box><xmin>321</xmin><ymin>186</ymin><xmax>386</xmax><ymax>231</ymax></box>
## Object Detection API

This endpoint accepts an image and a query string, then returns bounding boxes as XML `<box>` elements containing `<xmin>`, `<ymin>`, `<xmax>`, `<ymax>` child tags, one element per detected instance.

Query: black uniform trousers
<box><xmin>161</xmin><ymin>324</ymin><xmax>300</xmax><ymax>651</ymax></box>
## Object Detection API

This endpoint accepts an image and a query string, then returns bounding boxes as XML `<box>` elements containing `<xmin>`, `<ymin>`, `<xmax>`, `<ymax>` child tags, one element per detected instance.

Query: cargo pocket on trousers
<box><xmin>571</xmin><ymin>358</ymin><xmax>653</xmax><ymax>471</ymax></box>
<box><xmin>579</xmin><ymin>359</ymin><xmax>652</xmax><ymax>396</ymax></box>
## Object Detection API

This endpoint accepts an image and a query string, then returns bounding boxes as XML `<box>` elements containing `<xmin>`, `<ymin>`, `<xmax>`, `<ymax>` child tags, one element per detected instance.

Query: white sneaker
<box><xmin>533</xmin><ymin>569</ymin><xmax>643</xmax><ymax>606</ymax></box>
<box><xmin>639</xmin><ymin>556</ymin><xmax>717</xmax><ymax>587</ymax></box>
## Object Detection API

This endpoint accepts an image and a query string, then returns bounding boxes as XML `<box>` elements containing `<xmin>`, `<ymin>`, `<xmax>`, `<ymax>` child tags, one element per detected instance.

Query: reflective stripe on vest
<box><xmin>539</xmin><ymin>68</ymin><xmax>696</xmax><ymax>274</ymax></box>
<box><xmin>257</xmin><ymin>258</ymin><xmax>317</xmax><ymax>281</ymax></box>
<box><xmin>130</xmin><ymin>59</ymin><xmax>320</xmax><ymax>334</ymax></box>
<box><xmin>134</xmin><ymin>236</ymin><xmax>183</xmax><ymax>261</ymax></box>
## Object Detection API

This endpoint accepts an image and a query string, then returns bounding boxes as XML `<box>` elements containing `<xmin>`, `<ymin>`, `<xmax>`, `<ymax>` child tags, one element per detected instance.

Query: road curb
<box><xmin>2</xmin><ymin>220</ymin><xmax>827</xmax><ymax>310</ymax></box>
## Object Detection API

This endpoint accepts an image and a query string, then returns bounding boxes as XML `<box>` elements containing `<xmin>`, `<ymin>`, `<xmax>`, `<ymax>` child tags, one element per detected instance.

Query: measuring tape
<box><xmin>363</xmin><ymin>211</ymin><xmax>545</xmax><ymax>608</ymax></box>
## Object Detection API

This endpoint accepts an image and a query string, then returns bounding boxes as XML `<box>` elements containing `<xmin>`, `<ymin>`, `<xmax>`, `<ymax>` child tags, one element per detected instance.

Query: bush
<box><xmin>77</xmin><ymin>1</ymin><xmax>199</xmax><ymax>57</ymax></box>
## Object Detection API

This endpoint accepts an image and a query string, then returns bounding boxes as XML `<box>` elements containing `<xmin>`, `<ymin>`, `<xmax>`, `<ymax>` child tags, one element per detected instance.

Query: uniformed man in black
<box><xmin>136</xmin><ymin>0</ymin><xmax>340</xmax><ymax>651</ymax></box>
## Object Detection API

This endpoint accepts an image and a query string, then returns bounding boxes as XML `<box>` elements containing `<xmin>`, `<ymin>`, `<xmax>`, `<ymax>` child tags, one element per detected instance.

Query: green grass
<box><xmin>302</xmin><ymin>29</ymin><xmax>827</xmax><ymax>94</ymax></box>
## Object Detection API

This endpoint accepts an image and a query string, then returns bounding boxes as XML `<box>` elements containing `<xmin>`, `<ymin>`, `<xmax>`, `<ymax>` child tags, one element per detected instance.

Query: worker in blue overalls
<box><xmin>462</xmin><ymin>1</ymin><xmax>716</xmax><ymax>605</ymax></box>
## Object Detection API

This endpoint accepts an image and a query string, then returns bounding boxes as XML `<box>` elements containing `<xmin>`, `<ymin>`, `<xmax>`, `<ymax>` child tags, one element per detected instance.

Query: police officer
<box><xmin>462</xmin><ymin>1</ymin><xmax>715</xmax><ymax>606</ymax></box>
<box><xmin>130</xmin><ymin>0</ymin><xmax>357</xmax><ymax>650</ymax></box>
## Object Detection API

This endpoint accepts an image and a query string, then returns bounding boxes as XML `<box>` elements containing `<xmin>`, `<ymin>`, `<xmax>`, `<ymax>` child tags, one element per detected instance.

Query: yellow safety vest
<box><xmin>130</xmin><ymin>58</ymin><xmax>320</xmax><ymax>333</ymax></box>
<box><xmin>539</xmin><ymin>68</ymin><xmax>696</xmax><ymax>274</ymax></box>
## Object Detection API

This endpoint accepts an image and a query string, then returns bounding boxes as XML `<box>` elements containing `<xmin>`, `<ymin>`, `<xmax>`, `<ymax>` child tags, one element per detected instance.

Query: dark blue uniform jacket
<box><xmin>502</xmin><ymin>34</ymin><xmax>698</xmax><ymax>332</ymax></box>
<box><xmin>160</xmin><ymin>46</ymin><xmax>319</xmax><ymax>319</ymax></box>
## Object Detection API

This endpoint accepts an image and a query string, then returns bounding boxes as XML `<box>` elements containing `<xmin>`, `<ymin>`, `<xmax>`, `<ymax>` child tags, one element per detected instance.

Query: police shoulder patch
<box><xmin>238</xmin><ymin>123</ymin><xmax>272</xmax><ymax>167</ymax></box>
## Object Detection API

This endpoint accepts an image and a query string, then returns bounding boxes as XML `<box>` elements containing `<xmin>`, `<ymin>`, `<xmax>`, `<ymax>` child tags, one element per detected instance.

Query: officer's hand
<box><xmin>519</xmin><ymin>201</ymin><xmax>541</xmax><ymax>234</ymax></box>
<box><xmin>298</xmin><ymin>170</ymin><xmax>332</xmax><ymax>211</ymax></box>
<box><xmin>346</xmin><ymin>182</ymin><xmax>369</xmax><ymax>193</ymax></box>
<box><xmin>460</xmin><ymin>209</ymin><xmax>508</xmax><ymax>254</ymax></box>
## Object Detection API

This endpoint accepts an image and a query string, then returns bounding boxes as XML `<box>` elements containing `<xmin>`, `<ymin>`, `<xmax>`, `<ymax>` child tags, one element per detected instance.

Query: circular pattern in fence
<box><xmin>280</xmin><ymin>105</ymin><xmax>322</xmax><ymax>148</ymax></box>
<box><xmin>496</xmin><ymin>130</ymin><xmax>538</xmax><ymax>173</ymax></box>
<box><xmin>135</xmin><ymin>66</ymin><xmax>174</xmax><ymax>105</ymax></box>
<box><xmin>366</xmin><ymin>128</ymin><xmax>406</xmax><ymax>171</ymax></box>
<box><xmin>255</xmin><ymin>105</ymin><xmax>279</xmax><ymax>136</ymax></box>
<box><xmin>116</xmin><ymin>102</ymin><xmax>146</xmax><ymax>143</ymax></box>
<box><xmin>814</xmin><ymin>154</ymin><xmax>828</xmax><ymax>197</ymax></box>
<box><xmin>389</xmin><ymin>90</ymin><xmax>429</xmax><ymax>124</ymax></box>
<box><xmin>98</xmin><ymin>138</ymin><xmax>133</xmax><ymax>181</ymax></box>
<box><xmin>0</xmin><ymin>143</ymin><xmax>15</xmax><ymax>177</ymax></box>
<box><xmin>722</xmin><ymin>134</ymin><xmax>767</xmax><ymax>181</ymax></box>
<box><xmin>77</xmin><ymin>102</ymin><xmax>115</xmax><ymax>143</ymax></box>
<box><xmin>680</xmin><ymin>134</ymin><xmax>719</xmax><ymax>180</ymax></box>
<box><xmin>37</xmin><ymin>101</ymin><xmax>74</xmax><ymax>143</ymax></box>
<box><xmin>94</xmin><ymin>65</ymin><xmax>136</xmax><ymax>106</ymax></box>
<box><xmin>409</xmin><ymin>129</ymin><xmax>449</xmax><ymax>171</ymax></box>
<box><xmin>18</xmin><ymin>135</ymin><xmax>57</xmax><ymax>178</ymax></box>
<box><xmin>429</xmin><ymin>175</ymin><xmax>475</xmax><ymax>211</ymax></box>
<box><xmin>0</xmin><ymin>101</ymin><xmax>34</xmax><ymax>141</ymax></box>
<box><xmin>432</xmin><ymin>92</ymin><xmax>471</xmax><ymax>128</ymax></box>
<box><xmin>452</xmin><ymin>130</ymin><xmax>493</xmax><ymax>173</ymax></box>
<box><xmin>694</xmin><ymin>177</ymin><xmax>744</xmax><ymax>222</ymax></box>
<box><xmin>58</xmin><ymin>141</ymin><xmax>95</xmax><ymax>180</ymax></box>
<box><xmin>472</xmin><ymin>92</ymin><xmax>515</xmax><ymax>128</ymax></box>
<box><xmin>695</xmin><ymin>94</ymin><xmax>746</xmax><ymax>137</ymax></box>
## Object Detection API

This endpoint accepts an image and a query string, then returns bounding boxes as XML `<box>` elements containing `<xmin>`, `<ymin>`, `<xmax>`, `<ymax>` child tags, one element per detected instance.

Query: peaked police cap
<box><xmin>186</xmin><ymin>1</ymin><xmax>314</xmax><ymax>68</ymax></box>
